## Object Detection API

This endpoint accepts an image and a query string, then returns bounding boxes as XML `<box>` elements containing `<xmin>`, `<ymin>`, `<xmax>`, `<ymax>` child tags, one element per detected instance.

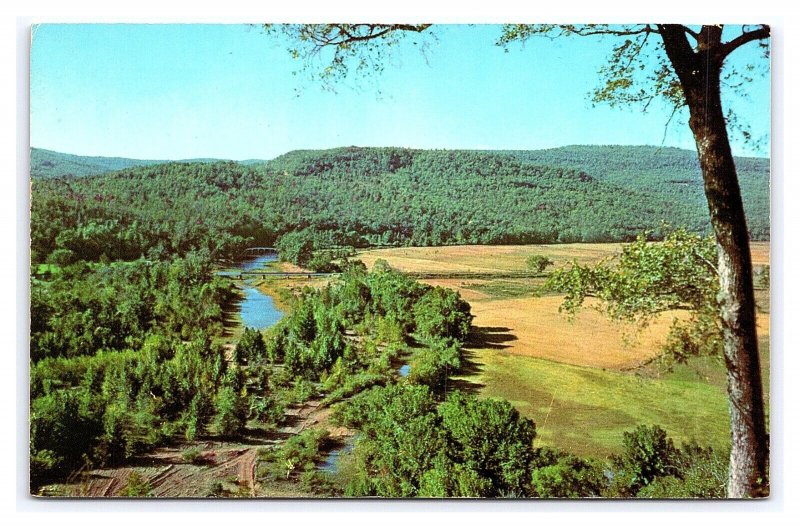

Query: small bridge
<box><xmin>224</xmin><ymin>271</ymin><xmax>341</xmax><ymax>279</ymax></box>
<box><xmin>242</xmin><ymin>247</ymin><xmax>276</xmax><ymax>256</ymax></box>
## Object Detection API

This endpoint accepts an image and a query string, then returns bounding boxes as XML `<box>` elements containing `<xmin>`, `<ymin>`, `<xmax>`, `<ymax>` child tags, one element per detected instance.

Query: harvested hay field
<box><xmin>356</xmin><ymin>243</ymin><xmax>627</xmax><ymax>274</ymax></box>
<box><xmin>467</xmin><ymin>296</ymin><xmax>688</xmax><ymax>370</ymax></box>
<box><xmin>359</xmin><ymin>243</ymin><xmax>771</xmax><ymax>371</ymax></box>
<box><xmin>466</xmin><ymin>295</ymin><xmax>770</xmax><ymax>371</ymax></box>
<box><xmin>358</xmin><ymin>242</ymin><xmax>771</xmax><ymax>274</ymax></box>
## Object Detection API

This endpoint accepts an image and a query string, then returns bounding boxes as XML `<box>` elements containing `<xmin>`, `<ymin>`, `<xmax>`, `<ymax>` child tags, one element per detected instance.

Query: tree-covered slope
<box><xmin>33</xmin><ymin>146</ymin><xmax>761</xmax><ymax>266</ymax></box>
<box><xmin>30</xmin><ymin>148</ymin><xmax>172</xmax><ymax>179</ymax></box>
<box><xmin>30</xmin><ymin>147</ymin><xmax>266</xmax><ymax>179</ymax></box>
<box><xmin>496</xmin><ymin>145</ymin><xmax>770</xmax><ymax>239</ymax></box>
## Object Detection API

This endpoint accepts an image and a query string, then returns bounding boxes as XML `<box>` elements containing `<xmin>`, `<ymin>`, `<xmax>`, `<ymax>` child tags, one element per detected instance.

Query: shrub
<box><xmin>438</xmin><ymin>392</ymin><xmax>536</xmax><ymax>496</ymax></box>
<box><xmin>637</xmin><ymin>443</ymin><xmax>728</xmax><ymax>498</ymax></box>
<box><xmin>307</xmin><ymin>251</ymin><xmax>342</xmax><ymax>273</ymax></box>
<box><xmin>526</xmin><ymin>255</ymin><xmax>554</xmax><ymax>273</ymax></box>
<box><xmin>181</xmin><ymin>447</ymin><xmax>206</xmax><ymax>465</ymax></box>
<box><xmin>249</xmin><ymin>394</ymin><xmax>285</xmax><ymax>426</ymax></box>
<box><xmin>612</xmin><ymin>425</ymin><xmax>681</xmax><ymax>495</ymax></box>
<box><xmin>234</xmin><ymin>328</ymin><xmax>267</xmax><ymax>364</ymax></box>
<box><xmin>119</xmin><ymin>471</ymin><xmax>152</xmax><ymax>497</ymax></box>
<box><xmin>530</xmin><ymin>453</ymin><xmax>606</xmax><ymax>498</ymax></box>
<box><xmin>213</xmin><ymin>385</ymin><xmax>248</xmax><ymax>437</ymax></box>
<box><xmin>413</xmin><ymin>287</ymin><xmax>473</xmax><ymax>344</ymax></box>
<box><xmin>261</xmin><ymin>429</ymin><xmax>329</xmax><ymax>480</ymax></box>
<box><xmin>406</xmin><ymin>341</ymin><xmax>462</xmax><ymax>390</ymax></box>
<box><xmin>285</xmin><ymin>377</ymin><xmax>316</xmax><ymax>404</ymax></box>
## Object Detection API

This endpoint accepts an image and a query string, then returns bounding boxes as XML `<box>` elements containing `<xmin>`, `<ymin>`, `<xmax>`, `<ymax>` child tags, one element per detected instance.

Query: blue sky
<box><xmin>29</xmin><ymin>24</ymin><xmax>771</xmax><ymax>160</ymax></box>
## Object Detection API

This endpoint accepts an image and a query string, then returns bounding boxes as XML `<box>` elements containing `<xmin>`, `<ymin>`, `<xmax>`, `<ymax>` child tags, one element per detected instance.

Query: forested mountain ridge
<box><xmin>31</xmin><ymin>146</ymin><xmax>769</xmax><ymax>267</ymax></box>
<box><xmin>496</xmin><ymin>145</ymin><xmax>769</xmax><ymax>239</ymax></box>
<box><xmin>30</xmin><ymin>147</ymin><xmax>265</xmax><ymax>179</ymax></box>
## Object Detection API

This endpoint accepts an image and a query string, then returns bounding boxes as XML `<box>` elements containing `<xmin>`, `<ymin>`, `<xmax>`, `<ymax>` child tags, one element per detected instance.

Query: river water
<box><xmin>227</xmin><ymin>253</ymin><xmax>400</xmax><ymax>475</ymax></box>
<box><xmin>226</xmin><ymin>253</ymin><xmax>284</xmax><ymax>330</ymax></box>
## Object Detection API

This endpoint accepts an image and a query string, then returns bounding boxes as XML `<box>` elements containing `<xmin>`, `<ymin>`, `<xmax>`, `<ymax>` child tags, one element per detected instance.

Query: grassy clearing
<box><xmin>653</xmin><ymin>335</ymin><xmax>771</xmax><ymax>403</ymax></box>
<box><xmin>454</xmin><ymin>331</ymin><xmax>771</xmax><ymax>459</ymax></box>
<box><xmin>452</xmin><ymin>346</ymin><xmax>731</xmax><ymax>458</ymax></box>
<box><xmin>463</xmin><ymin>279</ymin><xmax>543</xmax><ymax>300</ymax></box>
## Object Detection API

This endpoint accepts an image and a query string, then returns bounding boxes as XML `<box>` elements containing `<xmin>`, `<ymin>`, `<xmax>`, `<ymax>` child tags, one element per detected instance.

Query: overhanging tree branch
<box><xmin>719</xmin><ymin>25</ymin><xmax>770</xmax><ymax>59</ymax></box>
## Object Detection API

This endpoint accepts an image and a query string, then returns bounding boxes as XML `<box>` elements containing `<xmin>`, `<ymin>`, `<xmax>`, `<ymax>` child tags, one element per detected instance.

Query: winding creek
<box><xmin>223</xmin><ymin>253</ymin><xmax>285</xmax><ymax>330</ymax></box>
<box><xmin>223</xmin><ymin>252</ymin><xmax>409</xmax><ymax>475</ymax></box>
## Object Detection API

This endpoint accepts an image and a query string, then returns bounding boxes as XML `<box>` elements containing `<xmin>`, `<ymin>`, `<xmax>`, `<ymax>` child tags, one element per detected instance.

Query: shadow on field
<box><xmin>448</xmin><ymin>347</ymin><xmax>486</xmax><ymax>394</ymax></box>
<box><xmin>448</xmin><ymin>325</ymin><xmax>520</xmax><ymax>394</ymax></box>
<box><xmin>464</xmin><ymin>325</ymin><xmax>517</xmax><ymax>350</ymax></box>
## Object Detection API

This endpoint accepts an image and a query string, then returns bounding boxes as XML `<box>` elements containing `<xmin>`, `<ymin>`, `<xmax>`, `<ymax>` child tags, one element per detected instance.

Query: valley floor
<box><xmin>43</xmin><ymin>242</ymin><xmax>770</xmax><ymax>496</ymax></box>
<box><xmin>356</xmin><ymin>242</ymin><xmax>771</xmax><ymax>457</ymax></box>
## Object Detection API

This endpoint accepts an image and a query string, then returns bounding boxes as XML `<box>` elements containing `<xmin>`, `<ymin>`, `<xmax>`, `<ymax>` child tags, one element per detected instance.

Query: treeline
<box><xmin>31</xmin><ymin>146</ymin><xmax>770</xmax><ymax>269</ymax></box>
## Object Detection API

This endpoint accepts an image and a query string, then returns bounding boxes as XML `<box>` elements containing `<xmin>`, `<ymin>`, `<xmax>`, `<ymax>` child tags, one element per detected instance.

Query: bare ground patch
<box><xmin>47</xmin><ymin>400</ymin><xmax>347</xmax><ymax>498</ymax></box>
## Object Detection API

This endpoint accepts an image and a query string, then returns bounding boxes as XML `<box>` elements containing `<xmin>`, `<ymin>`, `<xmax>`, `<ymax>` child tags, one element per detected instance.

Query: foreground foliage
<box><xmin>547</xmin><ymin>228</ymin><xmax>723</xmax><ymax>366</ymax></box>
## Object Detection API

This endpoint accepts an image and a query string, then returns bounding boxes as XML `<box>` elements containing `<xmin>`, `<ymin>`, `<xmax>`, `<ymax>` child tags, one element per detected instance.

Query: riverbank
<box><xmin>251</xmin><ymin>262</ymin><xmax>334</xmax><ymax>315</ymax></box>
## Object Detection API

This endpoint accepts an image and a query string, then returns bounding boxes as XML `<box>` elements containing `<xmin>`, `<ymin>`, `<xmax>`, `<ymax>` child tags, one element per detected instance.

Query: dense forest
<box><xmin>30</xmin><ymin>146</ymin><xmax>769</xmax><ymax>268</ymax></box>
<box><xmin>498</xmin><ymin>145</ymin><xmax>770</xmax><ymax>240</ymax></box>
<box><xmin>30</xmin><ymin>147</ymin><xmax>265</xmax><ymax>179</ymax></box>
<box><xmin>29</xmin><ymin>256</ymin><xmax>477</xmax><ymax>493</ymax></box>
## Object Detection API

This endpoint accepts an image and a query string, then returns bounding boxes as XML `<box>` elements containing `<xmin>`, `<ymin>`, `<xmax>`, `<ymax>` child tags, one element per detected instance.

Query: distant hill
<box><xmin>30</xmin><ymin>147</ymin><xmax>266</xmax><ymax>179</ymax></box>
<box><xmin>30</xmin><ymin>145</ymin><xmax>770</xmax><ymax>265</ymax></box>
<box><xmin>31</xmin><ymin>145</ymin><xmax>771</xmax><ymax>266</ymax></box>
<box><xmin>496</xmin><ymin>145</ymin><xmax>769</xmax><ymax>239</ymax></box>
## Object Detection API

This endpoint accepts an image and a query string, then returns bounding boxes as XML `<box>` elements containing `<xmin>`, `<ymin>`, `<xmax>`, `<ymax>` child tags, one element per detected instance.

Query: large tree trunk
<box><xmin>659</xmin><ymin>25</ymin><xmax>769</xmax><ymax>498</ymax></box>
<box><xmin>688</xmin><ymin>68</ymin><xmax>769</xmax><ymax>500</ymax></box>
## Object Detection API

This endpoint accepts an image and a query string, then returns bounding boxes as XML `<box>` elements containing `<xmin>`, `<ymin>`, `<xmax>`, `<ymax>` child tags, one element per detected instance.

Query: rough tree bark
<box><xmin>658</xmin><ymin>24</ymin><xmax>769</xmax><ymax>498</ymax></box>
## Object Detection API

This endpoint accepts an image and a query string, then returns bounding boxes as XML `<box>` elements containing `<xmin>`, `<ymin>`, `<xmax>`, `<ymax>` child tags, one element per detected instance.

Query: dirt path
<box><xmin>54</xmin><ymin>400</ymin><xmax>332</xmax><ymax>498</ymax></box>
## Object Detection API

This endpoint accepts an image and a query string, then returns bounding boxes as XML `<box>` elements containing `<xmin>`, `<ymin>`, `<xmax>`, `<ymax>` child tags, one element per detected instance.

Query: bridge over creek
<box><xmin>226</xmin><ymin>270</ymin><xmax>546</xmax><ymax>279</ymax></box>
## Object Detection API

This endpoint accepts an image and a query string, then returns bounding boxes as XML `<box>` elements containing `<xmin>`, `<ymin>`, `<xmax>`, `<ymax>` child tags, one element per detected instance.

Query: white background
<box><xmin>3</xmin><ymin>0</ymin><xmax>797</xmax><ymax>526</ymax></box>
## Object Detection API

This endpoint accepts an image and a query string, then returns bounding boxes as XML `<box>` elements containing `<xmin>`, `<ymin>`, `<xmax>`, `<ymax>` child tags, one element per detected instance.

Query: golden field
<box><xmin>356</xmin><ymin>242</ymin><xmax>770</xmax><ymax>455</ymax></box>
<box><xmin>357</xmin><ymin>242</ymin><xmax>770</xmax><ymax>371</ymax></box>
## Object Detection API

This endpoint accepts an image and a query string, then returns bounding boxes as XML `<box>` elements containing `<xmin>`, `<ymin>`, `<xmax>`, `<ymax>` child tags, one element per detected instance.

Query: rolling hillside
<box><xmin>498</xmin><ymin>145</ymin><xmax>770</xmax><ymax>239</ymax></box>
<box><xmin>30</xmin><ymin>147</ymin><xmax>265</xmax><ymax>179</ymax></box>
<box><xmin>31</xmin><ymin>146</ymin><xmax>769</xmax><ymax>266</ymax></box>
